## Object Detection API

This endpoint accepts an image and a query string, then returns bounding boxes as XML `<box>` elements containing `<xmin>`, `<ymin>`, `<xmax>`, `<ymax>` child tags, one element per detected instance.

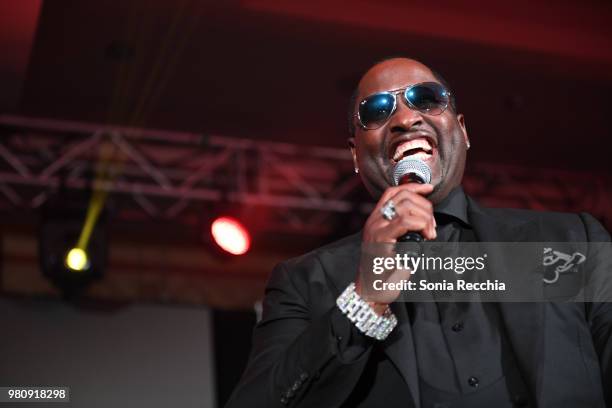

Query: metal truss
<box><xmin>0</xmin><ymin>114</ymin><xmax>610</xmax><ymax>234</ymax></box>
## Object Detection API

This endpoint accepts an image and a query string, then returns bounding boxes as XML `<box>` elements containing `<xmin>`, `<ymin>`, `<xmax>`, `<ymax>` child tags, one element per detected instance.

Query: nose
<box><xmin>388</xmin><ymin>97</ymin><xmax>423</xmax><ymax>132</ymax></box>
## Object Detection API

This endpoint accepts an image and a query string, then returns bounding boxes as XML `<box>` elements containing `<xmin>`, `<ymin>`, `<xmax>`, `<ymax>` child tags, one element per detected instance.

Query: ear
<box><xmin>456</xmin><ymin>113</ymin><xmax>469</xmax><ymax>147</ymax></box>
<box><xmin>348</xmin><ymin>138</ymin><xmax>359</xmax><ymax>171</ymax></box>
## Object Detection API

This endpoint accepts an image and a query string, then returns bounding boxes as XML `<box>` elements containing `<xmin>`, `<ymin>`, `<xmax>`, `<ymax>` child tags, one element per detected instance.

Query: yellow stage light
<box><xmin>65</xmin><ymin>247</ymin><xmax>90</xmax><ymax>272</ymax></box>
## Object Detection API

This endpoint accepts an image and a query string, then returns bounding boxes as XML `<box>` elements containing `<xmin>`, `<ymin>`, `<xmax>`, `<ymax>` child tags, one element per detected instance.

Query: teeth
<box><xmin>392</xmin><ymin>138</ymin><xmax>433</xmax><ymax>162</ymax></box>
<box><xmin>408</xmin><ymin>151</ymin><xmax>431</xmax><ymax>160</ymax></box>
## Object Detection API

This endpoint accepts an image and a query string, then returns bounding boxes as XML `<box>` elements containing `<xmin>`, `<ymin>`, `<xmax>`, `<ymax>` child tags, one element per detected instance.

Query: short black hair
<box><xmin>347</xmin><ymin>57</ymin><xmax>457</xmax><ymax>137</ymax></box>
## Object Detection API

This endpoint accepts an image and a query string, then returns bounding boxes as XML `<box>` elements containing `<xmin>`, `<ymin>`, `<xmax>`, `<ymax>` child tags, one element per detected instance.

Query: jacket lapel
<box><xmin>382</xmin><ymin>302</ymin><xmax>420</xmax><ymax>407</ymax></box>
<box><xmin>322</xmin><ymin>234</ymin><xmax>421</xmax><ymax>408</ymax></box>
<box><xmin>467</xmin><ymin>198</ymin><xmax>545</xmax><ymax>400</ymax></box>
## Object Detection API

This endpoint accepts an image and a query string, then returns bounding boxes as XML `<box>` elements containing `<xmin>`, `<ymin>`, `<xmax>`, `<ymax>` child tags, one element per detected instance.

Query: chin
<box><xmin>428</xmin><ymin>183</ymin><xmax>448</xmax><ymax>204</ymax></box>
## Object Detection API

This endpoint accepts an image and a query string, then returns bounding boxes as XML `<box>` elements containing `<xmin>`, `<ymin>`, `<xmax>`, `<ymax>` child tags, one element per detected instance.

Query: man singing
<box><xmin>226</xmin><ymin>58</ymin><xmax>611</xmax><ymax>407</ymax></box>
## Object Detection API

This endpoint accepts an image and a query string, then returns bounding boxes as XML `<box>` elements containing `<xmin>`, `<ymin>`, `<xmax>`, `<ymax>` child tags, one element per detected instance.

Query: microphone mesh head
<box><xmin>393</xmin><ymin>158</ymin><xmax>432</xmax><ymax>186</ymax></box>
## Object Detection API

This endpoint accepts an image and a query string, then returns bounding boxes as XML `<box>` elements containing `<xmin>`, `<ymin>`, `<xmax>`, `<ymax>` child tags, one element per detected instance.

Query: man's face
<box><xmin>349</xmin><ymin>58</ymin><xmax>469</xmax><ymax>205</ymax></box>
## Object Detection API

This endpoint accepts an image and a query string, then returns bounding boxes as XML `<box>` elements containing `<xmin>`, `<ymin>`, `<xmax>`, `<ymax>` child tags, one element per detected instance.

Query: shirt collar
<box><xmin>434</xmin><ymin>186</ymin><xmax>470</xmax><ymax>227</ymax></box>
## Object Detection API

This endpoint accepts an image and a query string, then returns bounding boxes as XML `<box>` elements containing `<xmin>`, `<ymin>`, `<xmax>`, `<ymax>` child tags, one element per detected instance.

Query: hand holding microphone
<box><xmin>356</xmin><ymin>158</ymin><xmax>436</xmax><ymax>308</ymax></box>
<box><xmin>392</xmin><ymin>158</ymin><xmax>433</xmax><ymax>242</ymax></box>
<box><xmin>363</xmin><ymin>158</ymin><xmax>436</xmax><ymax>245</ymax></box>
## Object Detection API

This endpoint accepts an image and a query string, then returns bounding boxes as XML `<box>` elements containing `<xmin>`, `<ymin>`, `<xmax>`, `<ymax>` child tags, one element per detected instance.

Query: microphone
<box><xmin>392</xmin><ymin>158</ymin><xmax>432</xmax><ymax>242</ymax></box>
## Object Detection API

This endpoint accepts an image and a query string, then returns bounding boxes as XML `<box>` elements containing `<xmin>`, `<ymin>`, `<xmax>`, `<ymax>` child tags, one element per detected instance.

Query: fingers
<box><xmin>386</xmin><ymin>202</ymin><xmax>436</xmax><ymax>240</ymax></box>
<box><xmin>389</xmin><ymin>189</ymin><xmax>434</xmax><ymax>219</ymax></box>
<box><xmin>364</xmin><ymin>183</ymin><xmax>436</xmax><ymax>243</ymax></box>
<box><xmin>393</xmin><ymin>192</ymin><xmax>436</xmax><ymax>239</ymax></box>
<box><xmin>359</xmin><ymin>183</ymin><xmax>435</xmax><ymax>305</ymax></box>
<box><xmin>374</xmin><ymin>183</ymin><xmax>433</xmax><ymax>213</ymax></box>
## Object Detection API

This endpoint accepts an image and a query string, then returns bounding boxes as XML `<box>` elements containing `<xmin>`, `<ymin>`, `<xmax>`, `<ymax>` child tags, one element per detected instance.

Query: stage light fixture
<box><xmin>210</xmin><ymin>216</ymin><xmax>251</xmax><ymax>255</ymax></box>
<box><xmin>39</xmin><ymin>192</ymin><xmax>108</xmax><ymax>298</ymax></box>
<box><xmin>65</xmin><ymin>247</ymin><xmax>90</xmax><ymax>272</ymax></box>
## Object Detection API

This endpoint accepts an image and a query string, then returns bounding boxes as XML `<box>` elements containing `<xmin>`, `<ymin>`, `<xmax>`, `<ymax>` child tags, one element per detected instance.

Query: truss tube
<box><xmin>0</xmin><ymin>115</ymin><xmax>611</xmax><ymax>234</ymax></box>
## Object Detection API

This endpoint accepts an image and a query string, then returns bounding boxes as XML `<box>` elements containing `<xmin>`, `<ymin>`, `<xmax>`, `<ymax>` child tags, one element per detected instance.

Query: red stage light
<box><xmin>211</xmin><ymin>216</ymin><xmax>251</xmax><ymax>255</ymax></box>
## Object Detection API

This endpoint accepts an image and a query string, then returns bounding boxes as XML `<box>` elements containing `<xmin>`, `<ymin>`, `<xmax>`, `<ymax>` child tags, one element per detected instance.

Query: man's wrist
<box><xmin>368</xmin><ymin>302</ymin><xmax>390</xmax><ymax>316</ymax></box>
<box><xmin>355</xmin><ymin>281</ymin><xmax>390</xmax><ymax>316</ymax></box>
<box><xmin>336</xmin><ymin>282</ymin><xmax>397</xmax><ymax>341</ymax></box>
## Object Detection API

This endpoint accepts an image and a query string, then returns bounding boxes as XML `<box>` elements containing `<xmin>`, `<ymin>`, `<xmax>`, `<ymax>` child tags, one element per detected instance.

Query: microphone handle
<box><xmin>398</xmin><ymin>232</ymin><xmax>424</xmax><ymax>242</ymax></box>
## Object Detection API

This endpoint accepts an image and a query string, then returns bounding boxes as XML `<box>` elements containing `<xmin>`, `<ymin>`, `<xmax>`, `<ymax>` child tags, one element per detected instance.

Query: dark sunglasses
<box><xmin>356</xmin><ymin>82</ymin><xmax>451</xmax><ymax>130</ymax></box>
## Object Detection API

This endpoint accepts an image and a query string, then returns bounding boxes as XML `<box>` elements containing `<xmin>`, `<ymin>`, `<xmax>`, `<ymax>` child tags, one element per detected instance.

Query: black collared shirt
<box><xmin>433</xmin><ymin>185</ymin><xmax>470</xmax><ymax>230</ymax></box>
<box><xmin>413</xmin><ymin>186</ymin><xmax>527</xmax><ymax>407</ymax></box>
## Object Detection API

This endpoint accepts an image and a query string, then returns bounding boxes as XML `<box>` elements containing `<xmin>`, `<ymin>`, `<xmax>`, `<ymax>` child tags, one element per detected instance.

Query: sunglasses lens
<box><xmin>405</xmin><ymin>82</ymin><xmax>449</xmax><ymax>115</ymax></box>
<box><xmin>358</xmin><ymin>93</ymin><xmax>395</xmax><ymax>129</ymax></box>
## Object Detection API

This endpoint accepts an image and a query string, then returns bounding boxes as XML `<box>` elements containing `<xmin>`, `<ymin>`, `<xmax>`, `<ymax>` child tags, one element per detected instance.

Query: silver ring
<box><xmin>381</xmin><ymin>200</ymin><xmax>397</xmax><ymax>221</ymax></box>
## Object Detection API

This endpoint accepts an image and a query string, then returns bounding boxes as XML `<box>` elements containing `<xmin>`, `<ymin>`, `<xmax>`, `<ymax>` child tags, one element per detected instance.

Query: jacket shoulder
<box><xmin>474</xmin><ymin>204</ymin><xmax>609</xmax><ymax>241</ymax></box>
<box><xmin>280</xmin><ymin>232</ymin><xmax>361</xmax><ymax>270</ymax></box>
<box><xmin>273</xmin><ymin>232</ymin><xmax>361</xmax><ymax>297</ymax></box>
<box><xmin>481</xmin><ymin>206</ymin><xmax>580</xmax><ymax>222</ymax></box>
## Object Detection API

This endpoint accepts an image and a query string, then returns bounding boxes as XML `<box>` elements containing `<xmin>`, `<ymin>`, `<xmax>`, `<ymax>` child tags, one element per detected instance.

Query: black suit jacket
<box><xmin>226</xmin><ymin>198</ymin><xmax>612</xmax><ymax>407</ymax></box>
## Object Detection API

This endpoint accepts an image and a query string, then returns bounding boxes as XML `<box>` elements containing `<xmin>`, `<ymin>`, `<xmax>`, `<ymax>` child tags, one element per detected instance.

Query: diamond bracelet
<box><xmin>336</xmin><ymin>282</ymin><xmax>397</xmax><ymax>341</ymax></box>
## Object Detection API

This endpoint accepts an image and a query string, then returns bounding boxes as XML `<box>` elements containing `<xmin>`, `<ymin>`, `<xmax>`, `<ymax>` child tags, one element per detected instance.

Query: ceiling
<box><xmin>1</xmin><ymin>0</ymin><xmax>611</xmax><ymax>173</ymax></box>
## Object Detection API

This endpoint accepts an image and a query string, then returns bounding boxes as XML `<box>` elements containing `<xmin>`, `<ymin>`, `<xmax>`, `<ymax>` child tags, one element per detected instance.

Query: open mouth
<box><xmin>391</xmin><ymin>137</ymin><xmax>435</xmax><ymax>163</ymax></box>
